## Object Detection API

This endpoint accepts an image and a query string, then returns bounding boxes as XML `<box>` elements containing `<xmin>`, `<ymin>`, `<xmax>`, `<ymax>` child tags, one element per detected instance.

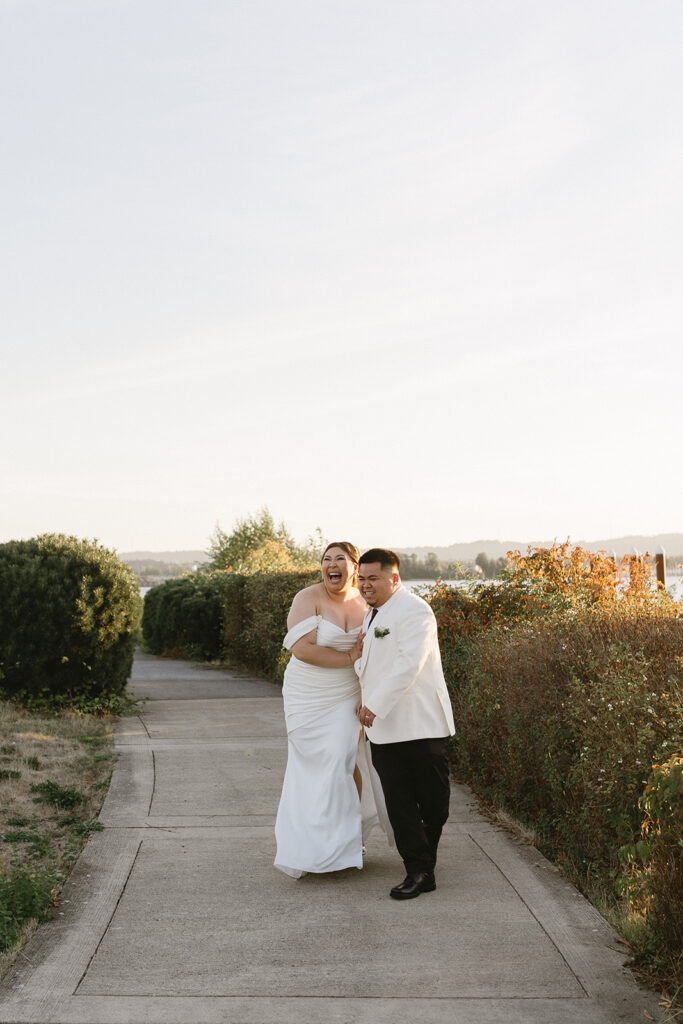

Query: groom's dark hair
<box><xmin>359</xmin><ymin>548</ymin><xmax>400</xmax><ymax>572</ymax></box>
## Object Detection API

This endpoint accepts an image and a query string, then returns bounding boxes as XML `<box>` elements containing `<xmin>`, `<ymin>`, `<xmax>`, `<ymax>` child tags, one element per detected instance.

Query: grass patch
<box><xmin>64</xmin><ymin>818</ymin><xmax>104</xmax><ymax>839</ymax></box>
<box><xmin>0</xmin><ymin>700</ymin><xmax>116</xmax><ymax>977</ymax></box>
<box><xmin>30</xmin><ymin>781</ymin><xmax>85</xmax><ymax>809</ymax></box>
<box><xmin>0</xmin><ymin>869</ymin><xmax>54</xmax><ymax>951</ymax></box>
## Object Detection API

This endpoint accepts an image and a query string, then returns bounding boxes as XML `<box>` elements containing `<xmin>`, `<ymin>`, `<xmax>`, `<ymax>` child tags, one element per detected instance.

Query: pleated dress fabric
<box><xmin>274</xmin><ymin>615</ymin><xmax>391</xmax><ymax>878</ymax></box>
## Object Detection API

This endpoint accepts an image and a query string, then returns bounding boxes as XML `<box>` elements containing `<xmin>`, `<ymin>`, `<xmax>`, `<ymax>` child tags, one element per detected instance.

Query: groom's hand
<box><xmin>359</xmin><ymin>705</ymin><xmax>376</xmax><ymax>727</ymax></box>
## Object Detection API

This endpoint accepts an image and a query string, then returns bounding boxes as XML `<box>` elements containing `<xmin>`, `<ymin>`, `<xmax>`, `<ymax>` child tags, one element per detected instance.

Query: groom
<box><xmin>355</xmin><ymin>549</ymin><xmax>455</xmax><ymax>900</ymax></box>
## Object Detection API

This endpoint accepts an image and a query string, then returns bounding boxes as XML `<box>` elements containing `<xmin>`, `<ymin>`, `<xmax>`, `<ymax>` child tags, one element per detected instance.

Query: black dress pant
<box><xmin>370</xmin><ymin>736</ymin><xmax>450</xmax><ymax>876</ymax></box>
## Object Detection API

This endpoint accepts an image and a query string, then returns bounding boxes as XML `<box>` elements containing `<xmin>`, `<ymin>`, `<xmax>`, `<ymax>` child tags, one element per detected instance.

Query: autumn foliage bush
<box><xmin>427</xmin><ymin>544</ymin><xmax>682</xmax><ymax>990</ymax></box>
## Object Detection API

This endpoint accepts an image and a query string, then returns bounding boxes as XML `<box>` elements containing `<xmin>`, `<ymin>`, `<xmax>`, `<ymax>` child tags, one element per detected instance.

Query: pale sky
<box><xmin>2</xmin><ymin>0</ymin><xmax>681</xmax><ymax>554</ymax></box>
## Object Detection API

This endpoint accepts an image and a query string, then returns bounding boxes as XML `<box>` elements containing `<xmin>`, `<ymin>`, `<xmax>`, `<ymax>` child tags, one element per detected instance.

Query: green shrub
<box><xmin>142</xmin><ymin>568</ymin><xmax>319</xmax><ymax>679</ymax></box>
<box><xmin>620</xmin><ymin>755</ymin><xmax>683</xmax><ymax>977</ymax></box>
<box><xmin>0</xmin><ymin>534</ymin><xmax>142</xmax><ymax>710</ymax></box>
<box><xmin>221</xmin><ymin>574</ymin><xmax>248</xmax><ymax>664</ymax></box>
<box><xmin>142</xmin><ymin>573</ymin><xmax>228</xmax><ymax>660</ymax></box>
<box><xmin>240</xmin><ymin>571</ymin><xmax>319</xmax><ymax>682</ymax></box>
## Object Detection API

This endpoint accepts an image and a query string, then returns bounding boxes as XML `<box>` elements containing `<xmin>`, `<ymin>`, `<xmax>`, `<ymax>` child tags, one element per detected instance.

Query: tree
<box><xmin>207</xmin><ymin>508</ymin><xmax>322</xmax><ymax>574</ymax></box>
<box><xmin>424</xmin><ymin>552</ymin><xmax>441</xmax><ymax>576</ymax></box>
<box><xmin>475</xmin><ymin>552</ymin><xmax>509</xmax><ymax>579</ymax></box>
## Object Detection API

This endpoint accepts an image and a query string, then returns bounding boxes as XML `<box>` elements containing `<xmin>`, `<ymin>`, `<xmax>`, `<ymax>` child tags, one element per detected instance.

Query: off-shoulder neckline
<box><xmin>319</xmin><ymin>617</ymin><xmax>362</xmax><ymax>635</ymax></box>
<box><xmin>289</xmin><ymin>614</ymin><xmax>361</xmax><ymax>636</ymax></box>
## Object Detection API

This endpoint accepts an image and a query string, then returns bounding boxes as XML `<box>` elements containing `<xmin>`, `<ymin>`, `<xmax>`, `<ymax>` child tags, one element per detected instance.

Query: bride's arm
<box><xmin>290</xmin><ymin>634</ymin><xmax>357</xmax><ymax>668</ymax></box>
<box><xmin>287</xmin><ymin>589</ymin><xmax>359</xmax><ymax>669</ymax></box>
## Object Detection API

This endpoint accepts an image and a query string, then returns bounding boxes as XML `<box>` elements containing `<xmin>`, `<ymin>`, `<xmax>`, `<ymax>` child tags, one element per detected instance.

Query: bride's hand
<box><xmin>349</xmin><ymin>632</ymin><xmax>365</xmax><ymax>663</ymax></box>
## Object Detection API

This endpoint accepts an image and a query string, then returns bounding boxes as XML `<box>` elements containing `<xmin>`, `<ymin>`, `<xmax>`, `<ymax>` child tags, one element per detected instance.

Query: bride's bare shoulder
<box><xmin>287</xmin><ymin>583</ymin><xmax>324</xmax><ymax>625</ymax></box>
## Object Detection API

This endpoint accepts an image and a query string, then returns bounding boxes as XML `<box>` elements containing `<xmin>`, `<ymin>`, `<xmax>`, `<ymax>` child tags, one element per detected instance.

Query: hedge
<box><xmin>428</xmin><ymin>570</ymin><xmax>682</xmax><ymax>990</ymax></box>
<box><xmin>142</xmin><ymin>574</ymin><xmax>227</xmax><ymax>660</ymax></box>
<box><xmin>236</xmin><ymin>571</ymin><xmax>319</xmax><ymax>682</ymax></box>
<box><xmin>0</xmin><ymin>534</ymin><xmax>142</xmax><ymax>711</ymax></box>
<box><xmin>441</xmin><ymin>602</ymin><xmax>681</xmax><ymax>848</ymax></box>
<box><xmin>142</xmin><ymin>570</ymin><xmax>318</xmax><ymax>682</ymax></box>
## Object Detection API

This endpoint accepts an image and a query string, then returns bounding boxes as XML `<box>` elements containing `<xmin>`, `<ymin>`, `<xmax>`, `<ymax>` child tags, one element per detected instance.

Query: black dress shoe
<box><xmin>390</xmin><ymin>872</ymin><xmax>436</xmax><ymax>900</ymax></box>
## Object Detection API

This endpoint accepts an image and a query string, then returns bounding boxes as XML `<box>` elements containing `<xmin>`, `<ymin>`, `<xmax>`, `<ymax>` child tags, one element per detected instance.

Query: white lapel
<box><xmin>359</xmin><ymin>612</ymin><xmax>376</xmax><ymax>676</ymax></box>
<box><xmin>359</xmin><ymin>586</ymin><xmax>403</xmax><ymax>677</ymax></box>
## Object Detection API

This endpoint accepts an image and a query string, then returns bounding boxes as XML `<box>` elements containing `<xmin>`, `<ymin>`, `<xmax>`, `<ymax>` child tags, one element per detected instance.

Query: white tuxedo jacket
<box><xmin>356</xmin><ymin>585</ymin><xmax>455</xmax><ymax>745</ymax></box>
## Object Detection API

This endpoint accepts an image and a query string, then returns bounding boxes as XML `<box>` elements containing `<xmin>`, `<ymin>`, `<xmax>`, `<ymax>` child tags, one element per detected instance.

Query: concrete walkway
<box><xmin>0</xmin><ymin>652</ymin><xmax>663</xmax><ymax>1024</ymax></box>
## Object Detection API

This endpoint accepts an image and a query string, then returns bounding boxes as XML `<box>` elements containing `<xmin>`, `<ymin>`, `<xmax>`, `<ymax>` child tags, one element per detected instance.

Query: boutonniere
<box><xmin>374</xmin><ymin>626</ymin><xmax>390</xmax><ymax>638</ymax></box>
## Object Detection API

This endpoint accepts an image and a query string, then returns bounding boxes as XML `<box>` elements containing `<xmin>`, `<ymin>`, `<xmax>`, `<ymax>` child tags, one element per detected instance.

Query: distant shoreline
<box><xmin>122</xmin><ymin>533</ymin><xmax>683</xmax><ymax>566</ymax></box>
<box><xmin>140</xmin><ymin>575</ymin><xmax>683</xmax><ymax>602</ymax></box>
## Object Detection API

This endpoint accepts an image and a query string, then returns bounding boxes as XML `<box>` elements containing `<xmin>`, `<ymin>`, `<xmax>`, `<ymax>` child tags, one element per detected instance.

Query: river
<box><xmin>140</xmin><ymin>576</ymin><xmax>683</xmax><ymax>601</ymax></box>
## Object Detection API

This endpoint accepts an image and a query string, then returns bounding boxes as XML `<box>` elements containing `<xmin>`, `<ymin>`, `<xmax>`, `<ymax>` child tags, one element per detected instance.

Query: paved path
<box><xmin>0</xmin><ymin>652</ymin><xmax>663</xmax><ymax>1023</ymax></box>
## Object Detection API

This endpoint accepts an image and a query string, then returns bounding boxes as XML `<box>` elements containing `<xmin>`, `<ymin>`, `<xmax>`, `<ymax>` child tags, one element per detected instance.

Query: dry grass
<box><xmin>493</xmin><ymin>806</ymin><xmax>538</xmax><ymax>845</ymax></box>
<box><xmin>0</xmin><ymin>701</ymin><xmax>117</xmax><ymax>977</ymax></box>
<box><xmin>0</xmin><ymin>919</ymin><xmax>38</xmax><ymax>980</ymax></box>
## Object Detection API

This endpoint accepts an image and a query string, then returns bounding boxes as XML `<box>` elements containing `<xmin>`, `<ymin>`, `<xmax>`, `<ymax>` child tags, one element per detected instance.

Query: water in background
<box><xmin>139</xmin><ymin>576</ymin><xmax>682</xmax><ymax>601</ymax></box>
<box><xmin>406</xmin><ymin>576</ymin><xmax>683</xmax><ymax>601</ymax></box>
<box><xmin>405</xmin><ymin>579</ymin><xmax>470</xmax><ymax>591</ymax></box>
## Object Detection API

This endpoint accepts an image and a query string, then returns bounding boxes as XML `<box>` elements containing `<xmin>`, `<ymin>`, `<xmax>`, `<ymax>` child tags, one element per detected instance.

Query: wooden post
<box><xmin>655</xmin><ymin>546</ymin><xmax>667</xmax><ymax>590</ymax></box>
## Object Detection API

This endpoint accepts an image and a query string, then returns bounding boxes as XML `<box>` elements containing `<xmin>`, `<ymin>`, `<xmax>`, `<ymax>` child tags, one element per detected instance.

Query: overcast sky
<box><xmin>2</xmin><ymin>0</ymin><xmax>681</xmax><ymax>554</ymax></box>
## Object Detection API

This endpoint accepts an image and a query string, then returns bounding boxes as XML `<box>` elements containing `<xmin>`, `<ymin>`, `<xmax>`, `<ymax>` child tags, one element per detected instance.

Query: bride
<box><xmin>274</xmin><ymin>541</ymin><xmax>391</xmax><ymax>877</ymax></box>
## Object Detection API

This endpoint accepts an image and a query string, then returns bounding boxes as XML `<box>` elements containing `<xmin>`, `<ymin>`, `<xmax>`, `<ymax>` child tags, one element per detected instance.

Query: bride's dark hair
<box><xmin>321</xmin><ymin>541</ymin><xmax>360</xmax><ymax>565</ymax></box>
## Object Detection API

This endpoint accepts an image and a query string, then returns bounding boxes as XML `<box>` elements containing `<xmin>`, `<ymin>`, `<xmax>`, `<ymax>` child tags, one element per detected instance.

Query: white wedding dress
<box><xmin>274</xmin><ymin>615</ymin><xmax>392</xmax><ymax>878</ymax></box>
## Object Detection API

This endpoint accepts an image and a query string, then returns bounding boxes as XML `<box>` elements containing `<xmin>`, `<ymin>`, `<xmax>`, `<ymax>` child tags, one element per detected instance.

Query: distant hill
<box><xmin>118</xmin><ymin>535</ymin><xmax>683</xmax><ymax>569</ymax></box>
<box><xmin>119</xmin><ymin>550</ymin><xmax>210</xmax><ymax>563</ymax></box>
<box><xmin>395</xmin><ymin>534</ymin><xmax>683</xmax><ymax>562</ymax></box>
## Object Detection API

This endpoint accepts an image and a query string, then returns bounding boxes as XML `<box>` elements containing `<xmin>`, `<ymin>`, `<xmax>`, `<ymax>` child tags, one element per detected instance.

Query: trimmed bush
<box><xmin>0</xmin><ymin>534</ymin><xmax>142</xmax><ymax>710</ymax></box>
<box><xmin>142</xmin><ymin>574</ymin><xmax>228</xmax><ymax>660</ymax></box>
<box><xmin>240</xmin><ymin>571</ymin><xmax>319</xmax><ymax>682</ymax></box>
<box><xmin>221</xmin><ymin>574</ymin><xmax>248</xmax><ymax>665</ymax></box>
<box><xmin>142</xmin><ymin>569</ymin><xmax>319</xmax><ymax>680</ymax></box>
